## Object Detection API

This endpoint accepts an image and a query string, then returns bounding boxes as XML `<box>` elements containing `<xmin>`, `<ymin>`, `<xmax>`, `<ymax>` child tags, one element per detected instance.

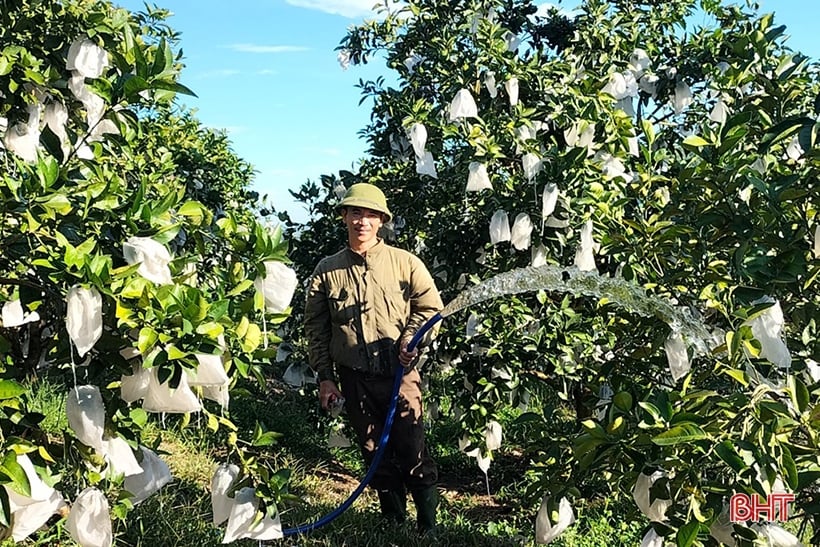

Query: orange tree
<box><xmin>0</xmin><ymin>0</ymin><xmax>292</xmax><ymax>542</ymax></box>
<box><xmin>278</xmin><ymin>0</ymin><xmax>820</xmax><ymax>545</ymax></box>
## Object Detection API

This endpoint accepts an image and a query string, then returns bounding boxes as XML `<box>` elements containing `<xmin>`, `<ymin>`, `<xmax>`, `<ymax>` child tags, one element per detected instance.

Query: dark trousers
<box><xmin>338</xmin><ymin>366</ymin><xmax>438</xmax><ymax>491</ymax></box>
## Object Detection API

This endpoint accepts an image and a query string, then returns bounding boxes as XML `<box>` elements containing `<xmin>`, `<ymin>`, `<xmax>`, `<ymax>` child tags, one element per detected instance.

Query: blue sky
<box><xmin>117</xmin><ymin>1</ymin><xmax>818</xmax><ymax>223</ymax></box>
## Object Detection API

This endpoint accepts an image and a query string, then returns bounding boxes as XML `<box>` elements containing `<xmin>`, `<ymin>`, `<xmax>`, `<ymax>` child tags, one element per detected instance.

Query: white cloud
<box><xmin>197</xmin><ymin>69</ymin><xmax>241</xmax><ymax>79</ymax></box>
<box><xmin>228</xmin><ymin>44</ymin><xmax>309</xmax><ymax>53</ymax></box>
<box><xmin>284</xmin><ymin>0</ymin><xmax>382</xmax><ymax>18</ymax></box>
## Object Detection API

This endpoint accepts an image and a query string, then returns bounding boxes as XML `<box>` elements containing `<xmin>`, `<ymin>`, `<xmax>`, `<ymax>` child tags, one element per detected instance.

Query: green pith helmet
<box><xmin>338</xmin><ymin>183</ymin><xmax>392</xmax><ymax>222</ymax></box>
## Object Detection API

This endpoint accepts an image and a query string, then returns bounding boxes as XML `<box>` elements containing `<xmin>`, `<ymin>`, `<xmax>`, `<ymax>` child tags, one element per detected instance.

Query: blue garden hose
<box><xmin>282</xmin><ymin>312</ymin><xmax>444</xmax><ymax>536</ymax></box>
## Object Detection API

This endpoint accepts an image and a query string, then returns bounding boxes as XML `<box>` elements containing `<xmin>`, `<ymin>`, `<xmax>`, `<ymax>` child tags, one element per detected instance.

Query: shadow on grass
<box><xmin>277</xmin><ymin>498</ymin><xmax>525</xmax><ymax>547</ymax></box>
<box><xmin>230</xmin><ymin>380</ymin><xmax>344</xmax><ymax>464</ymax></box>
<box><xmin>118</xmin><ymin>479</ymin><xmax>223</xmax><ymax>547</ymax></box>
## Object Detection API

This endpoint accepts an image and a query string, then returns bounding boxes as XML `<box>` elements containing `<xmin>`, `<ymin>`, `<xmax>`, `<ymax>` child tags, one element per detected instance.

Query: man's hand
<box><xmin>398</xmin><ymin>339</ymin><xmax>418</xmax><ymax>368</ymax></box>
<box><xmin>319</xmin><ymin>380</ymin><xmax>343</xmax><ymax>410</ymax></box>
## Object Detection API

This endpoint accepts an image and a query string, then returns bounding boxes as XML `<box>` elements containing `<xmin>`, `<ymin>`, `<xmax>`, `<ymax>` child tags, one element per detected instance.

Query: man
<box><xmin>304</xmin><ymin>182</ymin><xmax>443</xmax><ymax>535</ymax></box>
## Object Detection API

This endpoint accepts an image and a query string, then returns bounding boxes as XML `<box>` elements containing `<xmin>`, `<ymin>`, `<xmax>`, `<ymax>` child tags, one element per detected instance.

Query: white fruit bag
<box><xmin>102</xmin><ymin>436</ymin><xmax>143</xmax><ymax>478</ymax></box>
<box><xmin>123</xmin><ymin>237</ymin><xmax>173</xmax><ymax>285</ymax></box>
<box><xmin>466</xmin><ymin>162</ymin><xmax>492</xmax><ymax>192</ymax></box>
<box><xmin>535</xmin><ymin>496</ymin><xmax>575</xmax><ymax>544</ymax></box>
<box><xmin>66</xmin><ymin>385</ymin><xmax>105</xmax><ymax>452</ymax></box>
<box><xmin>407</xmin><ymin>122</ymin><xmax>427</xmax><ymax>158</ymax></box>
<box><xmin>510</xmin><ymin>213</ymin><xmax>533</xmax><ymax>251</ymax></box>
<box><xmin>415</xmin><ymin>150</ymin><xmax>438</xmax><ymax>178</ymax></box>
<box><xmin>189</xmin><ymin>353</ymin><xmax>229</xmax><ymax>386</ymax></box>
<box><xmin>123</xmin><ymin>447</ymin><xmax>172</xmax><ymax>504</ymax></box>
<box><xmin>66</xmin><ymin>286</ymin><xmax>102</xmax><ymax>358</ymax></box>
<box><xmin>222</xmin><ymin>487</ymin><xmax>283</xmax><ymax>543</ymax></box>
<box><xmin>10</xmin><ymin>489</ymin><xmax>66</xmax><ymax>542</ymax></box>
<box><xmin>142</xmin><ymin>367</ymin><xmax>201</xmax><ymax>413</ymax></box>
<box><xmin>448</xmin><ymin>88</ymin><xmax>478</xmax><ymax>120</ymax></box>
<box><xmin>254</xmin><ymin>261</ymin><xmax>298</xmax><ymax>314</ymax></box>
<box><xmin>211</xmin><ymin>463</ymin><xmax>240</xmax><ymax>526</ymax></box>
<box><xmin>633</xmin><ymin>470</ymin><xmax>672</xmax><ymax>522</ymax></box>
<box><xmin>489</xmin><ymin>210</ymin><xmax>510</xmax><ymax>245</ymax></box>
<box><xmin>66</xmin><ymin>38</ymin><xmax>109</xmax><ymax>78</ymax></box>
<box><xmin>120</xmin><ymin>363</ymin><xmax>150</xmax><ymax>404</ymax></box>
<box><xmin>66</xmin><ymin>487</ymin><xmax>112</xmax><ymax>547</ymax></box>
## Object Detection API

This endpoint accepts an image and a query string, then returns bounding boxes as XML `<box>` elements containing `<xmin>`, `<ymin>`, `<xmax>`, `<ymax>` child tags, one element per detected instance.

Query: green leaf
<box><xmin>651</xmin><ymin>423</ymin><xmax>708</xmax><ymax>446</ymax></box>
<box><xmin>1</xmin><ymin>453</ymin><xmax>30</xmax><ymax>498</ymax></box>
<box><xmin>151</xmin><ymin>80</ymin><xmax>198</xmax><ymax>98</ymax></box>
<box><xmin>641</xmin><ymin>119</ymin><xmax>655</xmax><ymax>145</ymax></box>
<box><xmin>715</xmin><ymin>441</ymin><xmax>747</xmax><ymax>473</ymax></box>
<box><xmin>120</xmin><ymin>277</ymin><xmax>149</xmax><ymax>299</ymax></box>
<box><xmin>0</xmin><ymin>336</ymin><xmax>10</xmax><ymax>356</ymax></box>
<box><xmin>758</xmin><ymin>116</ymin><xmax>814</xmax><ymax>153</ymax></box>
<box><xmin>144</xmin><ymin>349</ymin><xmax>168</xmax><ymax>372</ymax></box>
<box><xmin>0</xmin><ymin>54</ymin><xmax>11</xmax><ymax>76</ymax></box>
<box><xmin>40</xmin><ymin>194</ymin><xmax>72</xmax><ymax>215</ymax></box>
<box><xmin>581</xmin><ymin>420</ymin><xmax>607</xmax><ymax>440</ymax></box>
<box><xmin>781</xmin><ymin>447</ymin><xmax>798</xmax><ymax>491</ymax></box>
<box><xmin>722</xmin><ymin>368</ymin><xmax>748</xmax><ymax>387</ymax></box>
<box><xmin>240</xmin><ymin>323</ymin><xmax>262</xmax><ymax>353</ymax></box>
<box><xmin>137</xmin><ymin>327</ymin><xmax>158</xmax><ymax>355</ymax></box>
<box><xmin>717</xmin><ymin>125</ymin><xmax>748</xmax><ymax>156</ymax></box>
<box><xmin>228</xmin><ymin>279</ymin><xmax>254</xmax><ymax>297</ymax></box>
<box><xmin>132</xmin><ymin>37</ymin><xmax>148</xmax><ymax>79</ymax></box>
<box><xmin>129</xmin><ymin>408</ymin><xmax>148</xmax><ymax>428</ymax></box>
<box><xmin>675</xmin><ymin>520</ymin><xmax>700</xmax><ymax>547</ymax></box>
<box><xmin>0</xmin><ymin>484</ymin><xmax>10</xmax><ymax>527</ymax></box>
<box><xmin>638</xmin><ymin>402</ymin><xmax>663</xmax><ymax>424</ymax></box>
<box><xmin>682</xmin><ymin>135</ymin><xmax>711</xmax><ymax>148</ymax></box>
<box><xmin>0</xmin><ymin>380</ymin><xmax>26</xmax><ymax>400</ymax></box>
<box><xmin>513</xmin><ymin>412</ymin><xmax>543</xmax><ymax>424</ymax></box>
<box><xmin>23</xmin><ymin>68</ymin><xmax>45</xmax><ymax>85</ymax></box>
<box><xmin>151</xmin><ymin>38</ymin><xmax>168</xmax><ymax>77</ymax></box>
<box><xmin>797</xmin><ymin>122</ymin><xmax>816</xmax><ymax>153</ymax></box>
<box><xmin>86</xmin><ymin>77</ymin><xmax>113</xmax><ymax>103</ymax></box>
<box><xmin>195</xmin><ymin>322</ymin><xmax>224</xmax><ymax>338</ymax></box>
<box><xmin>209</xmin><ymin>300</ymin><xmax>230</xmax><ymax>320</ymax></box>
<box><xmin>787</xmin><ymin>375</ymin><xmax>809</xmax><ymax>414</ymax></box>
<box><xmin>167</xmin><ymin>345</ymin><xmax>187</xmax><ymax>360</ymax></box>
<box><xmin>75</xmin><ymin>237</ymin><xmax>97</xmax><ymax>259</ymax></box>
<box><xmin>121</xmin><ymin>73</ymin><xmax>150</xmax><ymax>98</ymax></box>
<box><xmin>90</xmin><ymin>195</ymin><xmax>120</xmax><ymax>211</ymax></box>
<box><xmin>38</xmin><ymin>125</ymin><xmax>64</xmax><ymax>164</ymax></box>
<box><xmin>723</xmin><ymin>111</ymin><xmax>753</xmax><ymax>134</ymax></box>
<box><xmin>252</xmin><ymin>431</ymin><xmax>283</xmax><ymax>447</ymax></box>
<box><xmin>798</xmin><ymin>470</ymin><xmax>820</xmax><ymax>490</ymax></box>
<box><xmin>177</xmin><ymin>200</ymin><xmax>210</xmax><ymax>226</ymax></box>
<box><xmin>613</xmin><ymin>392</ymin><xmax>633</xmax><ymax>411</ymax></box>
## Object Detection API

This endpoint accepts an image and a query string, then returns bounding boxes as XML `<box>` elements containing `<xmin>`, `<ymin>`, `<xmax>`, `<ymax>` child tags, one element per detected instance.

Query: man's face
<box><xmin>342</xmin><ymin>206</ymin><xmax>384</xmax><ymax>247</ymax></box>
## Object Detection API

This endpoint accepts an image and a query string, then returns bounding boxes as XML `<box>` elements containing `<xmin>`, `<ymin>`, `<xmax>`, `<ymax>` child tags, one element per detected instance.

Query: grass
<box><xmin>13</xmin><ymin>373</ymin><xmax>648</xmax><ymax>546</ymax></box>
<box><xmin>17</xmin><ymin>370</ymin><xmax>816</xmax><ymax>546</ymax></box>
<box><xmin>25</xmin><ymin>376</ymin><xmax>69</xmax><ymax>434</ymax></box>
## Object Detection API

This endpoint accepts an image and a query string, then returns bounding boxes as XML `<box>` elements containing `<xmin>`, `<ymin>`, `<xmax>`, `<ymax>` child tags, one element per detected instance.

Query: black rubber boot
<box><xmin>411</xmin><ymin>486</ymin><xmax>438</xmax><ymax>536</ymax></box>
<box><xmin>377</xmin><ymin>489</ymin><xmax>407</xmax><ymax>524</ymax></box>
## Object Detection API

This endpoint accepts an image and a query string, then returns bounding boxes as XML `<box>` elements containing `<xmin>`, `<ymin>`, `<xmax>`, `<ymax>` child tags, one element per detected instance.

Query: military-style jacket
<box><xmin>304</xmin><ymin>239</ymin><xmax>443</xmax><ymax>383</ymax></box>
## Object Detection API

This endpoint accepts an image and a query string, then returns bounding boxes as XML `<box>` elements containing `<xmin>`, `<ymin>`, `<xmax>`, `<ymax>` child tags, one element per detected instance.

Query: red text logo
<box><xmin>729</xmin><ymin>493</ymin><xmax>795</xmax><ymax>523</ymax></box>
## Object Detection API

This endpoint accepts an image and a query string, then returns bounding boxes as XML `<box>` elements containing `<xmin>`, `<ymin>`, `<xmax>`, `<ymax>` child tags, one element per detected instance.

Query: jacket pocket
<box><xmin>328</xmin><ymin>287</ymin><xmax>357</xmax><ymax>324</ymax></box>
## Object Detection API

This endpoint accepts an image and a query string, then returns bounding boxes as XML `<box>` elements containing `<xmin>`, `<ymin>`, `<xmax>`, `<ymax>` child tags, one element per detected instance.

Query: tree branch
<box><xmin>0</xmin><ymin>277</ymin><xmax>45</xmax><ymax>290</ymax></box>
